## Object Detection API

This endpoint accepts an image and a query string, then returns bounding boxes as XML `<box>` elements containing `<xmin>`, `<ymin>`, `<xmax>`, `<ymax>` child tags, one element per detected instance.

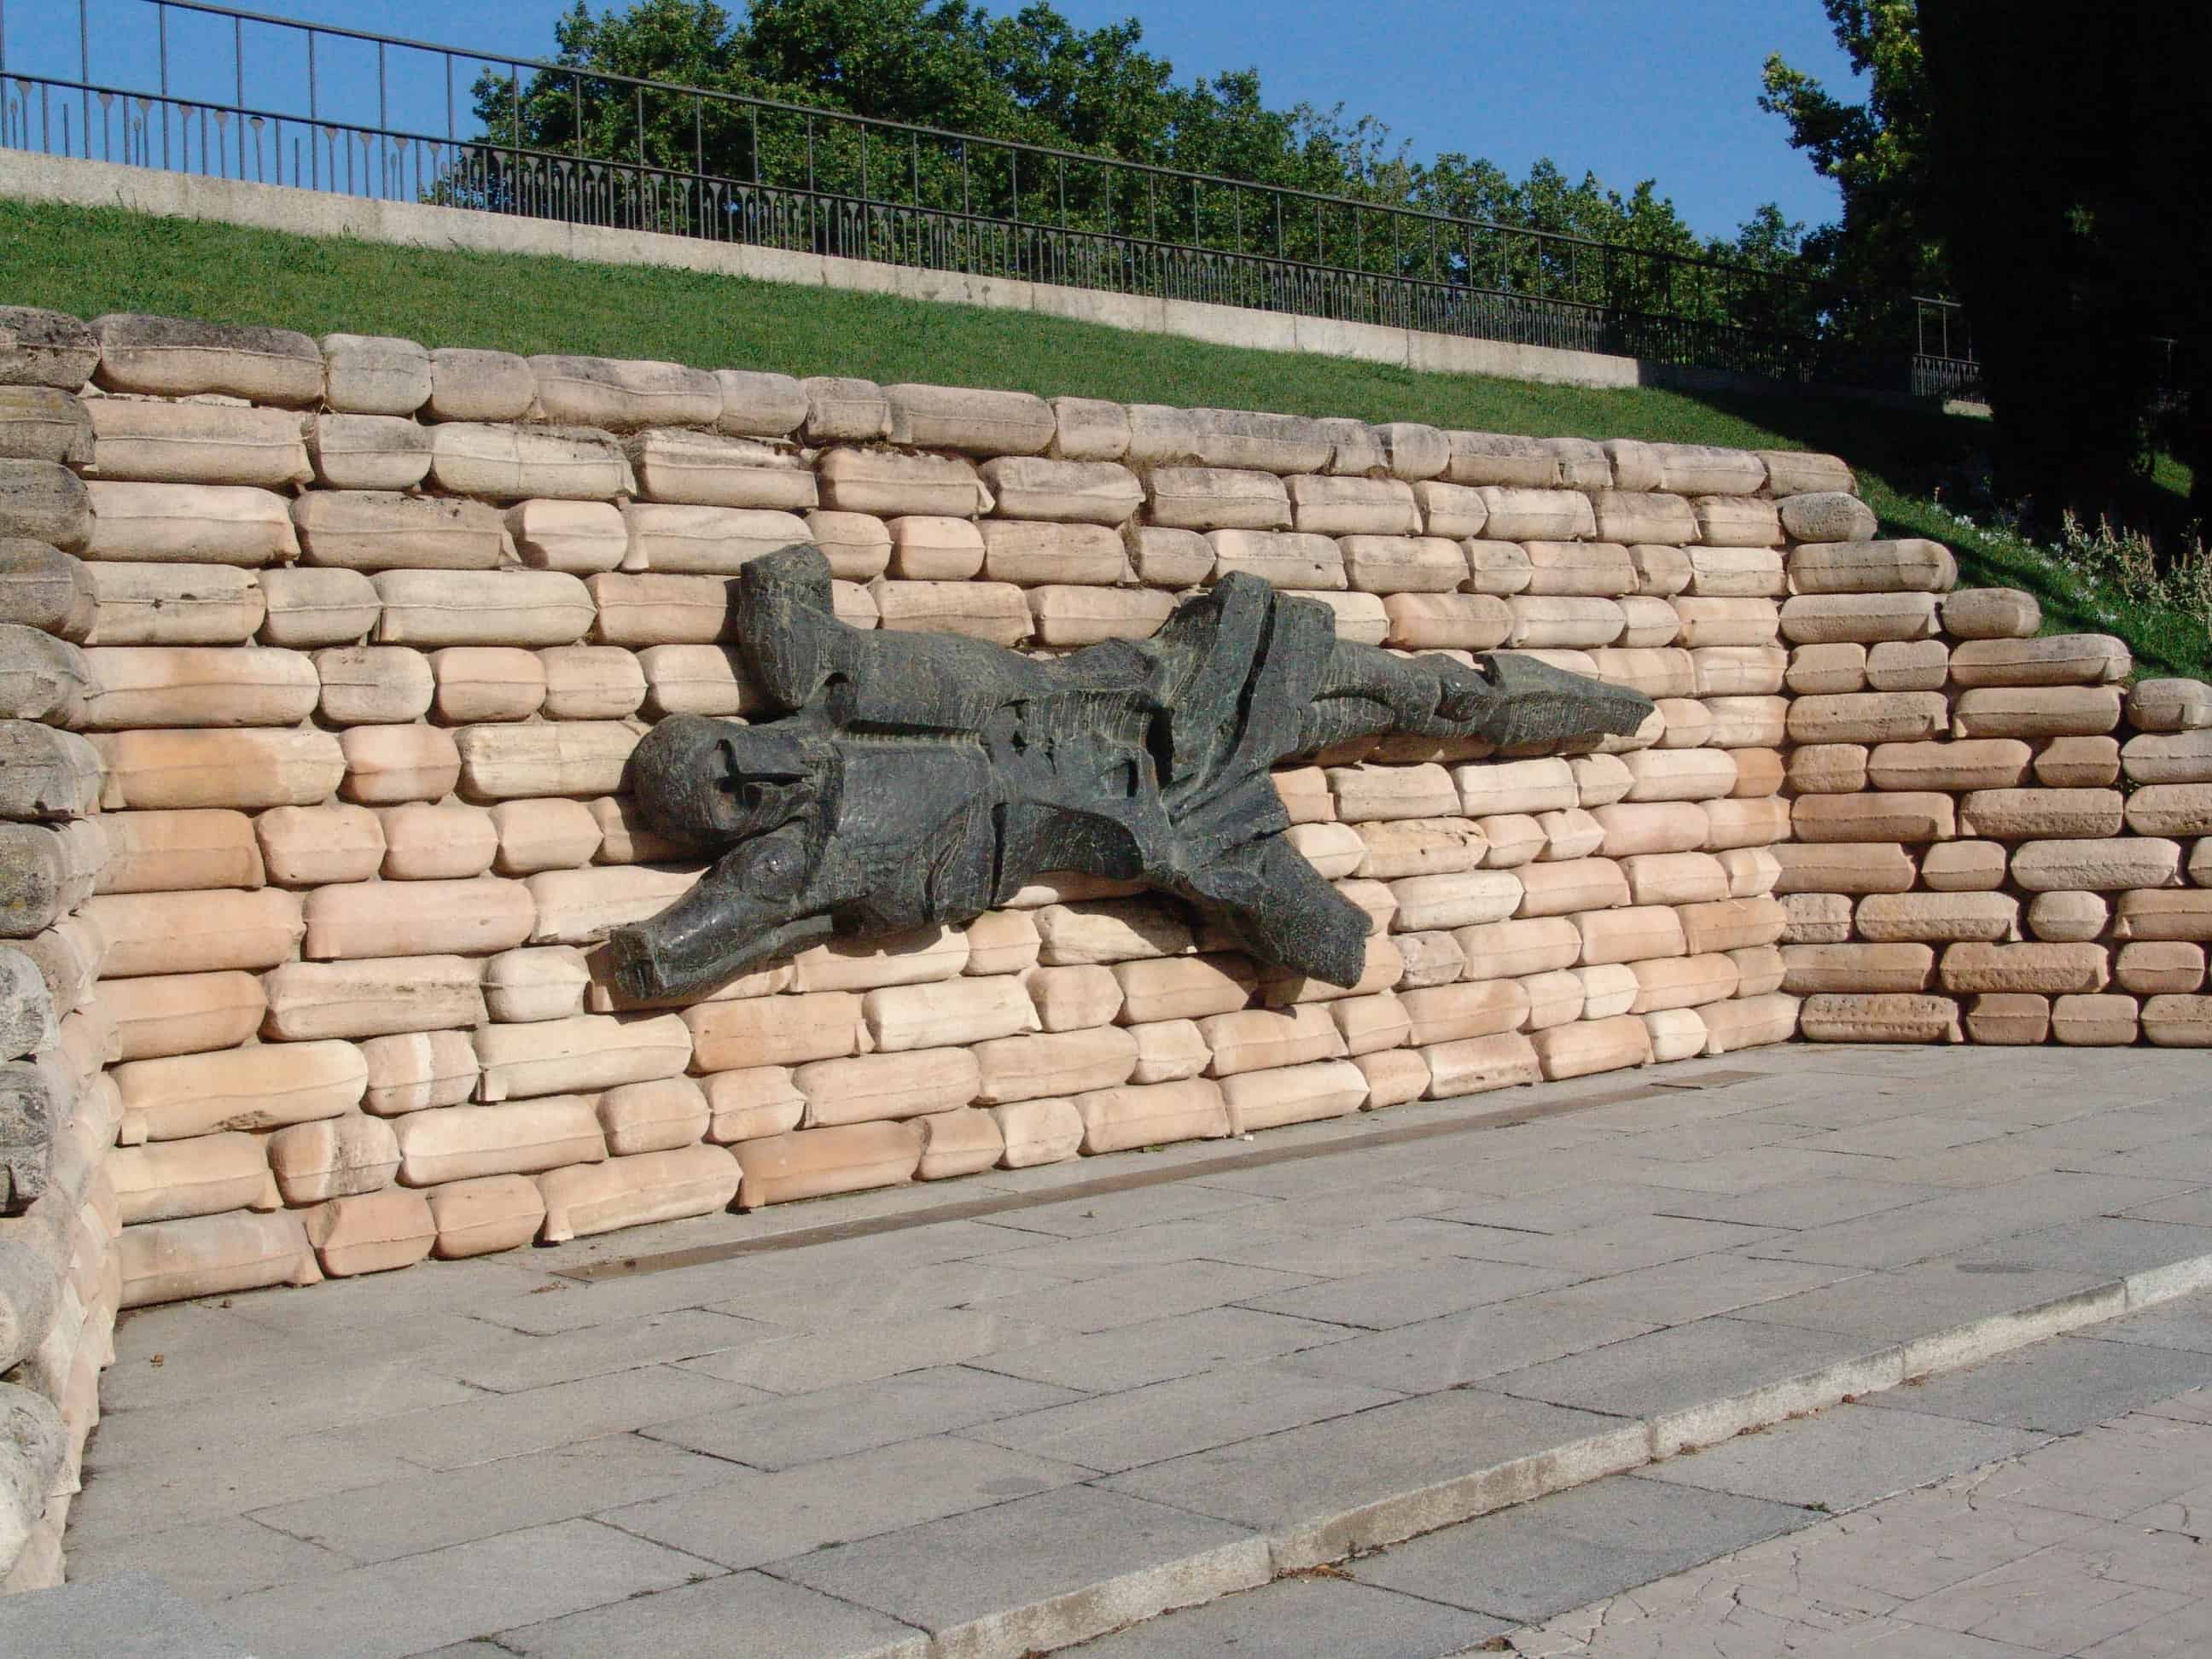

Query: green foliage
<box><xmin>1758</xmin><ymin>0</ymin><xmax>1936</xmax><ymax>344</ymax></box>
<box><xmin>1919</xmin><ymin>4</ymin><xmax>2209</xmax><ymax>537</ymax></box>
<box><xmin>6</xmin><ymin>196</ymin><xmax>2205</xmax><ymax>675</ymax></box>
<box><xmin>456</xmin><ymin>0</ymin><xmax>1803</xmax><ymax>339</ymax></box>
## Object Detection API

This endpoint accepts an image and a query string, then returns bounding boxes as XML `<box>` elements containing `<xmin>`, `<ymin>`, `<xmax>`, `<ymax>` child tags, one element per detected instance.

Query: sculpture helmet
<box><xmin>631</xmin><ymin>714</ymin><xmax>820</xmax><ymax>846</ymax></box>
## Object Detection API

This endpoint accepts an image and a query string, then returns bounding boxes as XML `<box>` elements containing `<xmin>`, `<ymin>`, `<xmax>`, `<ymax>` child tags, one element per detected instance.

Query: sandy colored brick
<box><xmin>96</xmin><ymin>970</ymin><xmax>265</xmax><ymax>1062</ymax></box>
<box><xmin>360</xmin><ymin>1029</ymin><xmax>479</xmax><ymax>1116</ymax></box>
<box><xmin>380</xmin><ymin>800</ymin><xmax>502</xmax><ymax>876</ymax></box>
<box><xmin>505</xmin><ymin>499</ymin><xmax>628</xmax><ymax>577</ymax></box>
<box><xmin>425</xmin><ymin>1173</ymin><xmax>545</xmax><ymax>1259</ymax></box>
<box><xmin>1464</xmin><ymin>539</ymin><xmax>1534</xmax><ymax>596</ymax></box>
<box><xmin>791</xmin><ymin>1047</ymin><xmax>982</xmax><ymax>1128</ymax></box>
<box><xmin>1866</xmin><ymin>638</ymin><xmax>1947</xmax><ymax>692</ymax></box>
<box><xmin>699</xmin><ymin>1067</ymin><xmax>805</xmax><ymax>1144</ymax></box>
<box><xmin>428</xmin><ymin>423</ymin><xmax>631</xmax><ymax>501</ymax></box>
<box><xmin>1592</xmin><ymin>801</ymin><xmax>1710</xmax><ymax>857</ymax></box>
<box><xmin>268</xmin><ymin>1114</ymin><xmax>403</xmax><ymax>1205</ymax></box>
<box><xmin>302</xmin><ymin>876</ymin><xmax>534</xmax><ymax>961</ymax></box>
<box><xmin>1770</xmin><ymin>842</ymin><xmax>1919</xmax><ymax>895</ymax></box>
<box><xmin>1194</xmin><ymin>1003</ymin><xmax>1343</xmax><ymax>1075</ymax></box>
<box><xmin>335</xmin><ymin>725</ymin><xmax>461</xmax><ymax>804</ymax></box>
<box><xmin>371</xmin><ymin>568</ymin><xmax>593</xmax><ymax>649</ymax></box>
<box><xmin>321</xmin><ymin>333</ymin><xmax>431</xmax><ymax>415</ymax></box>
<box><xmin>1938</xmin><ymin>941</ymin><xmax>2110</xmax><ymax>995</ymax></box>
<box><xmin>1073</xmin><ymin>1077</ymin><xmax>1229</xmax><ymax>1153</ymax></box>
<box><xmin>1786</xmin><ymin>691</ymin><xmax>1949</xmax><ymax>746</ymax></box>
<box><xmin>1954</xmin><ymin>685</ymin><xmax>2122</xmax><ymax>740</ymax></box>
<box><xmin>1671</xmin><ymin>597</ymin><xmax>1779</xmax><ymax>649</ymax></box>
<box><xmin>264</xmin><ymin>955</ymin><xmax>486</xmax><ymax>1041</ymax></box>
<box><xmin>526</xmin><ymin>864</ymin><xmax>705</xmax><ymax>948</ymax></box>
<box><xmin>1798</xmin><ymin>992</ymin><xmax>1957</xmax><ymax>1044</ymax></box>
<box><xmin>393</xmin><ymin>1097</ymin><xmax>606</xmax><ymax>1185</ymax></box>
<box><xmin>972</xmin><ymin>1026</ymin><xmax>1138</xmax><ymax>1105</ymax></box>
<box><xmin>1854</xmin><ymin>892</ymin><xmax>2018</xmax><ymax>945</ymax></box>
<box><xmin>1619</xmin><ymin>852</ymin><xmax>1729</xmax><ymax>906</ymax></box>
<box><xmin>88</xmin><ymin>396</ymin><xmax>311</xmax><ymax>489</ymax></box>
<box><xmin>481</xmin><ymin>946</ymin><xmax>593</xmax><ymax>1023</ymax></box>
<box><xmin>1785</xmin><ymin>538</ymin><xmax>1956</xmax><ymax>596</ymax></box>
<box><xmin>2023</xmin><ymin>890</ymin><xmax>2108</xmax><ymax>944</ymax></box>
<box><xmin>2112</xmin><ymin>890</ymin><xmax>2212</xmax><ymax>942</ymax></box>
<box><xmin>2114</xmin><ymin>941</ymin><xmax>2203</xmax><ymax>995</ymax></box>
<box><xmin>869</xmin><ymin>579</ymin><xmax>1029</xmax><ymax>645</ymax></box>
<box><xmin>1787</xmin><ymin>643</ymin><xmax>1867</xmax><ymax>696</ymax></box>
<box><xmin>1779</xmin><ymin>591</ymin><xmax>1940</xmax><ymax>645</ymax></box>
<box><xmin>1445</xmin><ymin>432</ymin><xmax>1559</xmax><ymax>488</ymax></box>
<box><xmin>1780</xmin><ymin>943</ymin><xmax>1935</xmax><ymax>996</ymax></box>
<box><xmin>111</xmin><ymin>1133</ymin><xmax>278</xmax><ymax>1225</ymax></box>
<box><xmin>1864</xmin><ymin>738</ymin><xmax>2030</xmax><ymax>793</ymax></box>
<box><xmin>1792</xmin><ymin>792</ymin><xmax>1955</xmax><ymax>844</ymax></box>
<box><xmin>256</xmin><ymin>567</ymin><xmax>375</xmax><ymax>648</ymax></box>
<box><xmin>911</xmin><ymin>1108</ymin><xmax>1004</xmax><ymax>1180</ymax></box>
<box><xmin>81</xmin><ymin>481</ymin><xmax>296</xmax><ymax>569</ymax></box>
<box><xmin>1505</xmin><ymin>595</ymin><xmax>1623</xmax><ymax>649</ymax></box>
<box><xmin>990</xmin><ymin>1097</ymin><xmax>1085</xmax><ymax>1167</ymax></box>
<box><xmin>118</xmin><ymin>1211</ymin><xmax>320</xmax><ymax>1307</ymax></box>
<box><xmin>626</xmin><ymin>429</ymin><xmax>815</xmax><ymax>511</ymax></box>
<box><xmin>114</xmin><ymin>1039</ymin><xmax>364</xmax><ymax>1144</ymax></box>
<box><xmin>425</xmin><ymin>348</ymin><xmax>533</xmax><ymax>422</ymax></box>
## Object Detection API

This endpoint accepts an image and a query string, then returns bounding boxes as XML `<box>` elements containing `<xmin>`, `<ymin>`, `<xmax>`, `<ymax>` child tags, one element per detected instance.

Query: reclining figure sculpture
<box><xmin>609</xmin><ymin>545</ymin><xmax>1654</xmax><ymax>999</ymax></box>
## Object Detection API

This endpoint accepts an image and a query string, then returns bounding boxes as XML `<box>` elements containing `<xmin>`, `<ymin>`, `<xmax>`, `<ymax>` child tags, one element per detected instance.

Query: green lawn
<box><xmin>3</xmin><ymin>196</ymin><xmax>2203</xmax><ymax>676</ymax></box>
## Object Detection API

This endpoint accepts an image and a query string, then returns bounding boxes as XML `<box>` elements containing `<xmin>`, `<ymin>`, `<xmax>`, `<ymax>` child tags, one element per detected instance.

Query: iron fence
<box><xmin>2</xmin><ymin>0</ymin><xmax>1940</xmax><ymax>393</ymax></box>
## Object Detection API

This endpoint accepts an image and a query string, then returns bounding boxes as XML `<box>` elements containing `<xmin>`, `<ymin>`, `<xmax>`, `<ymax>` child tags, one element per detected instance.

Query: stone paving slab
<box><xmin>1493</xmin><ymin>1368</ymin><xmax>2212</xmax><ymax>1656</ymax></box>
<box><xmin>0</xmin><ymin>1571</ymin><xmax>254</xmax><ymax>1657</ymax></box>
<box><xmin>1351</xmin><ymin>1473</ymin><xmax>1815</xmax><ymax>1625</ymax></box>
<box><xmin>1062</xmin><ymin>1575</ymin><xmax>1510</xmax><ymax>1656</ymax></box>
<box><xmin>1100</xmin><ymin>1307</ymin><xmax>2212</xmax><ymax>1656</ymax></box>
<box><xmin>59</xmin><ymin>1046</ymin><xmax>2212</xmax><ymax>1657</ymax></box>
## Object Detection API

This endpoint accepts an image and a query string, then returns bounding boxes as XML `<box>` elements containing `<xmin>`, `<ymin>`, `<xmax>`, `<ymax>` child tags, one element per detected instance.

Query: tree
<box><xmin>1758</xmin><ymin>1</ymin><xmax>1935</xmax><ymax>350</ymax></box>
<box><xmin>457</xmin><ymin>0</ymin><xmax>1808</xmax><ymax>364</ymax></box>
<box><xmin>1919</xmin><ymin>3</ymin><xmax>2210</xmax><ymax>533</ymax></box>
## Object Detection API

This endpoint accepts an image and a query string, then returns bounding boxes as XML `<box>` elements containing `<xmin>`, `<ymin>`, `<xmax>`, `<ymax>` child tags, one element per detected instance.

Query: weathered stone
<box><xmin>250</xmin><ymin>568</ymin><xmax>370</xmax><ymax>649</ymax></box>
<box><xmin>0</xmin><ymin>461</ymin><xmax>90</xmax><ymax>553</ymax></box>
<box><xmin>428</xmin><ymin>423</ymin><xmax>630</xmax><ymax>501</ymax></box>
<box><xmin>294</xmin><ymin>491</ymin><xmax>509</xmax><ymax>572</ymax></box>
<box><xmin>0</xmin><ymin>387</ymin><xmax>92</xmax><ymax>466</ymax></box>
<box><xmin>1778</xmin><ymin>492</ymin><xmax>1877</xmax><ymax>543</ymax></box>
<box><xmin>1950</xmin><ymin>635</ymin><xmax>2130</xmax><ymax>689</ymax></box>
<box><xmin>0</xmin><ymin>307</ymin><xmax>97</xmax><ymax>390</ymax></box>
<box><xmin>530</xmin><ymin>355</ymin><xmax>721</xmax><ymax>430</ymax></box>
<box><xmin>317</xmin><ymin>332</ymin><xmax>431</xmax><ymax>415</ymax></box>
<box><xmin>300</xmin><ymin>413</ymin><xmax>434</xmax><ymax>492</ymax></box>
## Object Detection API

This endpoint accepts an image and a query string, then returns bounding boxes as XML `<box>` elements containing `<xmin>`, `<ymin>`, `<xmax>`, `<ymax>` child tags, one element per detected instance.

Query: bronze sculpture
<box><xmin>608</xmin><ymin>545</ymin><xmax>1653</xmax><ymax>999</ymax></box>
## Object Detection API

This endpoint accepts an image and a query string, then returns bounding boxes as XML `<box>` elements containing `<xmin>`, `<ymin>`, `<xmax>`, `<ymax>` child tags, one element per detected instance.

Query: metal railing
<box><xmin>1912</xmin><ymin>296</ymin><xmax>1982</xmax><ymax>402</ymax></box>
<box><xmin>3</xmin><ymin>0</ymin><xmax>1932</xmax><ymax>393</ymax></box>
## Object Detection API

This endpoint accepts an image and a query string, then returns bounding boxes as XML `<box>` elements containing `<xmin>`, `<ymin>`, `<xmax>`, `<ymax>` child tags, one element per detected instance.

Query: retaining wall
<box><xmin>1</xmin><ymin>302</ymin><xmax>2208</xmax><ymax>1589</ymax></box>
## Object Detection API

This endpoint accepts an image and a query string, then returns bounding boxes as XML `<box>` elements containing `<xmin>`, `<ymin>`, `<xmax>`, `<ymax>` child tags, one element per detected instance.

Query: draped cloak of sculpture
<box><xmin>609</xmin><ymin>546</ymin><xmax>1656</xmax><ymax>1000</ymax></box>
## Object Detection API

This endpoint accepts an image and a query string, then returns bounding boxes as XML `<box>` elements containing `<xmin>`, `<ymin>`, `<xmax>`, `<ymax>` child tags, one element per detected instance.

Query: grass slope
<box><xmin>3</xmin><ymin>197</ymin><xmax>2202</xmax><ymax>675</ymax></box>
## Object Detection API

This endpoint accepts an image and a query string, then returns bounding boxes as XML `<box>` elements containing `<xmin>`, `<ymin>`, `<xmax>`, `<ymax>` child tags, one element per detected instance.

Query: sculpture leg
<box><xmin>1179</xmin><ymin>830</ymin><xmax>1374</xmax><ymax>988</ymax></box>
<box><xmin>1301</xmin><ymin>642</ymin><xmax>1651</xmax><ymax>752</ymax></box>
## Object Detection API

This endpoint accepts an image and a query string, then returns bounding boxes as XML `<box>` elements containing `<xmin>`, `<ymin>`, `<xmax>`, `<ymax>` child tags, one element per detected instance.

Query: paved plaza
<box><xmin>49</xmin><ymin>1044</ymin><xmax>2212</xmax><ymax>1656</ymax></box>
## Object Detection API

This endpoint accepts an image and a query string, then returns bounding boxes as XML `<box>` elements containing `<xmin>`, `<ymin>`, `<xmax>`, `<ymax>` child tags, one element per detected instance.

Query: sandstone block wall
<box><xmin>0</xmin><ymin>303</ymin><xmax>2204</xmax><ymax>1587</ymax></box>
<box><xmin>1777</xmin><ymin>587</ymin><xmax>2212</xmax><ymax>1049</ymax></box>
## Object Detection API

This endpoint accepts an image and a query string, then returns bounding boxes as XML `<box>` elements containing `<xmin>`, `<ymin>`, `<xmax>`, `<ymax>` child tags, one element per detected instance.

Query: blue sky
<box><xmin>7</xmin><ymin>0</ymin><xmax>1860</xmax><ymax>242</ymax></box>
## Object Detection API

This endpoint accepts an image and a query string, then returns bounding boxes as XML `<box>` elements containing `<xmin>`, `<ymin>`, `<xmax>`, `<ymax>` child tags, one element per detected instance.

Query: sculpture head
<box><xmin>631</xmin><ymin>714</ymin><xmax>823</xmax><ymax>848</ymax></box>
